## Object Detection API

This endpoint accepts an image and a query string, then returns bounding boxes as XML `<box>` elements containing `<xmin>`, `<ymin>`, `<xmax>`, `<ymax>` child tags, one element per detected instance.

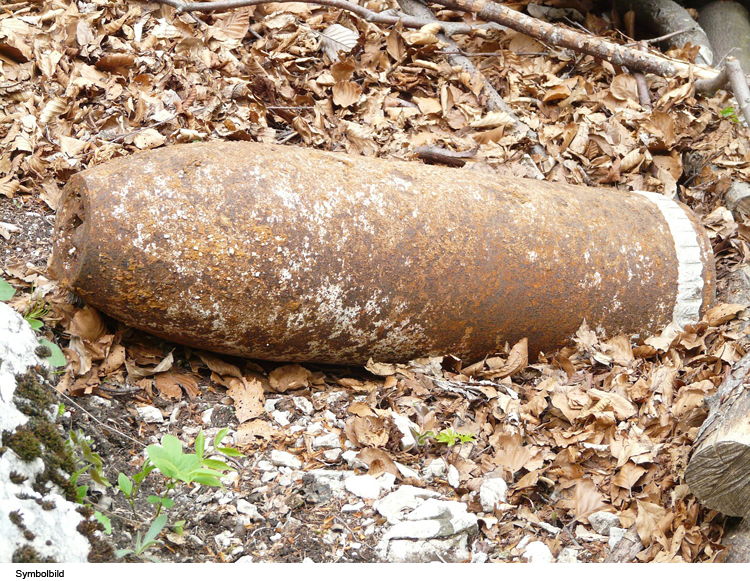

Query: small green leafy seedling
<box><xmin>411</xmin><ymin>427</ymin><xmax>476</xmax><ymax>448</ymax></box>
<box><xmin>0</xmin><ymin>278</ymin><xmax>15</xmax><ymax>301</ymax></box>
<box><xmin>720</xmin><ymin>106</ymin><xmax>740</xmax><ymax>123</ymax></box>
<box><xmin>115</xmin><ymin>428</ymin><xmax>243</xmax><ymax>560</ymax></box>
<box><xmin>114</xmin><ymin>514</ymin><xmax>168</xmax><ymax>562</ymax></box>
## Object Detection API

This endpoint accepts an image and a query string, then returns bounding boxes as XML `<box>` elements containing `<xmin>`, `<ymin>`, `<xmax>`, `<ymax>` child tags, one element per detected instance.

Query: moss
<box><xmin>76</xmin><ymin>507</ymin><xmax>114</xmax><ymax>563</ymax></box>
<box><xmin>9</xmin><ymin>510</ymin><xmax>24</xmax><ymax>528</ymax></box>
<box><xmin>23</xmin><ymin>530</ymin><xmax>36</xmax><ymax>541</ymax></box>
<box><xmin>9</xmin><ymin>471</ymin><xmax>27</xmax><ymax>485</ymax></box>
<box><xmin>38</xmin><ymin>500</ymin><xmax>56</xmax><ymax>511</ymax></box>
<box><xmin>4</xmin><ymin>370</ymin><xmax>77</xmax><ymax>502</ymax></box>
<box><xmin>3</xmin><ymin>428</ymin><xmax>42</xmax><ymax>462</ymax></box>
<box><xmin>12</xmin><ymin>545</ymin><xmax>55</xmax><ymax>563</ymax></box>
<box><xmin>35</xmin><ymin>344</ymin><xmax>52</xmax><ymax>359</ymax></box>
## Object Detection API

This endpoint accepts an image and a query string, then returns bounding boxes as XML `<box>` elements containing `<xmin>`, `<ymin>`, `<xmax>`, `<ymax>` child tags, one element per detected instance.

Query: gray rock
<box><xmin>390</xmin><ymin>413</ymin><xmax>419</xmax><ymax>450</ymax></box>
<box><xmin>557</xmin><ymin>547</ymin><xmax>579</xmax><ymax>563</ymax></box>
<box><xmin>523</xmin><ymin>540</ymin><xmax>553</xmax><ymax>563</ymax></box>
<box><xmin>136</xmin><ymin>405</ymin><xmax>164</xmax><ymax>423</ymax></box>
<box><xmin>0</xmin><ymin>303</ymin><xmax>100</xmax><ymax>562</ymax></box>
<box><xmin>589</xmin><ymin>511</ymin><xmax>621</xmax><ymax>536</ymax></box>
<box><xmin>312</xmin><ymin>432</ymin><xmax>341</xmax><ymax>449</ymax></box>
<box><xmin>608</xmin><ymin>526</ymin><xmax>627</xmax><ymax>549</ymax></box>
<box><xmin>479</xmin><ymin>477</ymin><xmax>508</xmax><ymax>511</ymax></box>
<box><xmin>377</xmin><ymin>534</ymin><xmax>472</xmax><ymax>563</ymax></box>
<box><xmin>447</xmin><ymin>464</ymin><xmax>460</xmax><ymax>487</ymax></box>
<box><xmin>270</xmin><ymin>450</ymin><xmax>302</xmax><ymax>470</ymax></box>
<box><xmin>375</xmin><ymin>485</ymin><xmax>442</xmax><ymax>524</ymax></box>
<box><xmin>292</xmin><ymin>396</ymin><xmax>314</xmax><ymax>415</ymax></box>
<box><xmin>423</xmin><ymin>458</ymin><xmax>448</xmax><ymax>480</ymax></box>
<box><xmin>236</xmin><ymin>499</ymin><xmax>264</xmax><ymax>522</ymax></box>
<box><xmin>375</xmin><ymin>485</ymin><xmax>478</xmax><ymax>563</ymax></box>
<box><xmin>344</xmin><ymin>474</ymin><xmax>381</xmax><ymax>499</ymax></box>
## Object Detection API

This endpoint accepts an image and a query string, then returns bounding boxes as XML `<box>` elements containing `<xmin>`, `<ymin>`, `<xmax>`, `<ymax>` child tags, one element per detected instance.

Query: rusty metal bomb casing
<box><xmin>49</xmin><ymin>142</ymin><xmax>715</xmax><ymax>365</ymax></box>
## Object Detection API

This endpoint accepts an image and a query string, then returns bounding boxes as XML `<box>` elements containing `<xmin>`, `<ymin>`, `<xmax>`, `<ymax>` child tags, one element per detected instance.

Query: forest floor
<box><xmin>2</xmin><ymin>0</ymin><xmax>750</xmax><ymax>563</ymax></box>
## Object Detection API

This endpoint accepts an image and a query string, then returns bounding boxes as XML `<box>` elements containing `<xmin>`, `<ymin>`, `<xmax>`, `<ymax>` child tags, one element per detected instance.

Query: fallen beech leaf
<box><xmin>320</xmin><ymin>23</ymin><xmax>358</xmax><ymax>62</ymax></box>
<box><xmin>497</xmin><ymin>338</ymin><xmax>528</xmax><ymax>378</ymax></box>
<box><xmin>155</xmin><ymin>371</ymin><xmax>182</xmax><ymax>400</ymax></box>
<box><xmin>358</xmin><ymin>447</ymin><xmax>399</xmax><ymax>476</ymax></box>
<box><xmin>572</xmin><ymin>478</ymin><xmax>608</xmax><ymax>523</ymax></box>
<box><xmin>125</xmin><ymin>351</ymin><xmax>174</xmax><ymax>380</ymax></box>
<box><xmin>269</xmin><ymin>363</ymin><xmax>311</xmax><ymax>392</ymax></box>
<box><xmin>365</xmin><ymin>358</ymin><xmax>396</xmax><ymax>376</ymax></box>
<box><xmin>197</xmin><ymin>352</ymin><xmax>243</xmax><ymax>379</ymax></box>
<box><xmin>70</xmin><ymin>306</ymin><xmax>107</xmax><ymax>342</ymax></box>
<box><xmin>705</xmin><ymin>303</ymin><xmax>745</xmax><ymax>326</ymax></box>
<box><xmin>636</xmin><ymin>500</ymin><xmax>669</xmax><ymax>547</ymax></box>
<box><xmin>235</xmin><ymin>420</ymin><xmax>277</xmax><ymax>444</ymax></box>
<box><xmin>227</xmin><ymin>377</ymin><xmax>265</xmax><ymax>422</ymax></box>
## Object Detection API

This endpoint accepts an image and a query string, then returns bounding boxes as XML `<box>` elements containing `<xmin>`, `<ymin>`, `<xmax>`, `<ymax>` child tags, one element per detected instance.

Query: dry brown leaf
<box><xmin>344</xmin><ymin>416</ymin><xmax>388</xmax><ymax>448</ymax></box>
<box><xmin>572</xmin><ymin>478</ymin><xmax>608</xmax><ymax>523</ymax></box>
<box><xmin>269</xmin><ymin>363</ymin><xmax>311</xmax><ymax>392</ymax></box>
<box><xmin>70</xmin><ymin>306</ymin><xmax>107</xmax><ymax>342</ymax></box>
<box><xmin>155</xmin><ymin>372</ymin><xmax>183</xmax><ymax>400</ymax></box>
<box><xmin>704</xmin><ymin>303</ymin><xmax>745</xmax><ymax>326</ymax></box>
<box><xmin>235</xmin><ymin>420</ymin><xmax>277</xmax><ymax>444</ymax></box>
<box><xmin>197</xmin><ymin>352</ymin><xmax>243</xmax><ymax>379</ymax></box>
<box><xmin>496</xmin><ymin>338</ymin><xmax>528</xmax><ymax>378</ymax></box>
<box><xmin>359</xmin><ymin>447</ymin><xmax>399</xmax><ymax>476</ymax></box>
<box><xmin>227</xmin><ymin>377</ymin><xmax>265</xmax><ymax>422</ymax></box>
<box><xmin>636</xmin><ymin>500</ymin><xmax>669</xmax><ymax>547</ymax></box>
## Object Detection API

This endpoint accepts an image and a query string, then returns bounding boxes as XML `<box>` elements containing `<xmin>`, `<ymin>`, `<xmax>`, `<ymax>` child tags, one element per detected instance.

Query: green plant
<box><xmin>411</xmin><ymin>427</ymin><xmax>476</xmax><ymax>448</ymax></box>
<box><xmin>66</xmin><ymin>431</ymin><xmax>113</xmax><ymax>535</ymax></box>
<box><xmin>720</xmin><ymin>106</ymin><xmax>740</xmax><ymax>123</ymax></box>
<box><xmin>0</xmin><ymin>278</ymin><xmax>65</xmax><ymax>367</ymax></box>
<box><xmin>114</xmin><ymin>514</ymin><xmax>168</xmax><ymax>562</ymax></box>
<box><xmin>114</xmin><ymin>428</ymin><xmax>243</xmax><ymax>561</ymax></box>
<box><xmin>24</xmin><ymin>296</ymin><xmax>50</xmax><ymax>331</ymax></box>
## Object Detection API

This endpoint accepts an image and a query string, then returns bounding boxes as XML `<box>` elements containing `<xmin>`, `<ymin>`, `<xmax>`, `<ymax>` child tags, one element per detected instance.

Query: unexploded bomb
<box><xmin>49</xmin><ymin>141</ymin><xmax>714</xmax><ymax>365</ymax></box>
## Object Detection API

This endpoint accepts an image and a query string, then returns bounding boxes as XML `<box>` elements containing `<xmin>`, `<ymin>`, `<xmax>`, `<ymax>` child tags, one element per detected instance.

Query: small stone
<box><xmin>374</xmin><ymin>485</ymin><xmax>442</xmax><ymax>524</ymax></box>
<box><xmin>344</xmin><ymin>474</ymin><xmax>381</xmax><ymax>499</ymax></box>
<box><xmin>264</xmin><ymin>399</ymin><xmax>278</xmax><ymax>413</ymax></box>
<box><xmin>136</xmin><ymin>405</ymin><xmax>163</xmax><ymax>423</ymax></box>
<box><xmin>523</xmin><ymin>541</ymin><xmax>553</xmax><ymax>563</ymax></box>
<box><xmin>557</xmin><ymin>547</ymin><xmax>579</xmax><ymax>563</ymax></box>
<box><xmin>235</xmin><ymin>555</ymin><xmax>254</xmax><ymax>563</ymax></box>
<box><xmin>323</xmin><ymin>449</ymin><xmax>341</xmax><ymax>462</ymax></box>
<box><xmin>271</xmin><ymin>410</ymin><xmax>290</xmax><ymax>426</ymax></box>
<box><xmin>423</xmin><ymin>458</ymin><xmax>447</xmax><ymax>480</ymax></box>
<box><xmin>270</xmin><ymin>533</ymin><xmax>282</xmax><ymax>542</ymax></box>
<box><xmin>395</xmin><ymin>462</ymin><xmax>420</xmax><ymax>479</ymax></box>
<box><xmin>292</xmin><ymin>396</ymin><xmax>314</xmax><ymax>415</ymax></box>
<box><xmin>256</xmin><ymin>460</ymin><xmax>274</xmax><ymax>471</ymax></box>
<box><xmin>313</xmin><ymin>432</ymin><xmax>341</xmax><ymax>449</ymax></box>
<box><xmin>390</xmin><ymin>413</ymin><xmax>419</xmax><ymax>450</ymax></box>
<box><xmin>88</xmin><ymin>396</ymin><xmax>112</xmax><ymax>408</ymax></box>
<box><xmin>342</xmin><ymin>502</ymin><xmax>365</xmax><ymax>512</ymax></box>
<box><xmin>479</xmin><ymin>477</ymin><xmax>508</xmax><ymax>512</ymax></box>
<box><xmin>608</xmin><ymin>527</ymin><xmax>627</xmax><ymax>550</ymax></box>
<box><xmin>270</xmin><ymin>450</ymin><xmax>302</xmax><ymax>469</ymax></box>
<box><xmin>589</xmin><ymin>511</ymin><xmax>621</xmax><ymax>536</ymax></box>
<box><xmin>236</xmin><ymin>499</ymin><xmax>264</xmax><ymax>522</ymax></box>
<box><xmin>447</xmin><ymin>464</ymin><xmax>460</xmax><ymax>487</ymax></box>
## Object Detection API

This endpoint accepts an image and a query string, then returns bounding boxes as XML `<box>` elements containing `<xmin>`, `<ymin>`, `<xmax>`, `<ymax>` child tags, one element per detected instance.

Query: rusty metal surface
<box><xmin>49</xmin><ymin>142</ymin><xmax>715</xmax><ymax>365</ymax></box>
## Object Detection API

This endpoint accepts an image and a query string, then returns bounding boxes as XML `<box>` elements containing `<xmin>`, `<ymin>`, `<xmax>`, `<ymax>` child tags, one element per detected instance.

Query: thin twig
<box><xmin>60</xmin><ymin>391</ymin><xmax>147</xmax><ymax>448</ymax></box>
<box><xmin>153</xmin><ymin>0</ymin><xmax>486</xmax><ymax>35</ymax></box>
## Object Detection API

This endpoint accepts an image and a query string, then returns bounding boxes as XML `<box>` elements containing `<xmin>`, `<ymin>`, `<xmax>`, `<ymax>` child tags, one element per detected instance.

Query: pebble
<box><xmin>292</xmin><ymin>396</ymin><xmax>314</xmax><ymax>415</ymax></box>
<box><xmin>344</xmin><ymin>474</ymin><xmax>381</xmax><ymax>499</ymax></box>
<box><xmin>447</xmin><ymin>464</ymin><xmax>460</xmax><ymax>487</ymax></box>
<box><xmin>523</xmin><ymin>541</ymin><xmax>553</xmax><ymax>563</ymax></box>
<box><xmin>342</xmin><ymin>502</ymin><xmax>365</xmax><ymax>512</ymax></box>
<box><xmin>136</xmin><ymin>405</ymin><xmax>164</xmax><ymax>423</ymax></box>
<box><xmin>608</xmin><ymin>527</ymin><xmax>627</xmax><ymax>550</ymax></box>
<box><xmin>237</xmin><ymin>499</ymin><xmax>264</xmax><ymax>521</ymax></box>
<box><xmin>313</xmin><ymin>432</ymin><xmax>341</xmax><ymax>449</ymax></box>
<box><xmin>589</xmin><ymin>511</ymin><xmax>621</xmax><ymax>536</ymax></box>
<box><xmin>271</xmin><ymin>410</ymin><xmax>290</xmax><ymax>426</ymax></box>
<box><xmin>323</xmin><ymin>449</ymin><xmax>341</xmax><ymax>462</ymax></box>
<box><xmin>479</xmin><ymin>477</ymin><xmax>508</xmax><ymax>511</ymax></box>
<box><xmin>423</xmin><ymin>458</ymin><xmax>447</xmax><ymax>480</ymax></box>
<box><xmin>557</xmin><ymin>547</ymin><xmax>579</xmax><ymax>563</ymax></box>
<box><xmin>270</xmin><ymin>450</ymin><xmax>302</xmax><ymax>469</ymax></box>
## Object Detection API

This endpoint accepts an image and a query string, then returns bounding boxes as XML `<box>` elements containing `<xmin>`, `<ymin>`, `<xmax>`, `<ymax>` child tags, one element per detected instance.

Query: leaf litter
<box><xmin>2</xmin><ymin>0</ymin><xmax>750</xmax><ymax>563</ymax></box>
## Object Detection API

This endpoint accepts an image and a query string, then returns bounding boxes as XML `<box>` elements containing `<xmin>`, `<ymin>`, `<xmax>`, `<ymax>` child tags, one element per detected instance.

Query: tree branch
<box><xmin>152</xmin><ymin>0</ymin><xmax>723</xmax><ymax>83</ymax></box>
